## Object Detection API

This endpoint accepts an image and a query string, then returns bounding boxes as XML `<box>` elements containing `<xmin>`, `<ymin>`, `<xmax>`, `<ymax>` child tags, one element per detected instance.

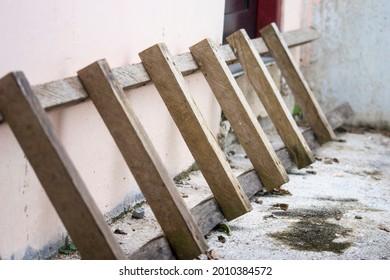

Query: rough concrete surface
<box><xmin>204</xmin><ymin>131</ymin><xmax>390</xmax><ymax>260</ymax></box>
<box><xmin>53</xmin><ymin>130</ymin><xmax>390</xmax><ymax>260</ymax></box>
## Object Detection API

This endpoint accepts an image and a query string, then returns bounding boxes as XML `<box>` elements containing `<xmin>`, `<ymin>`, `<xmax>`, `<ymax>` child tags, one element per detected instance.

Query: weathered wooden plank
<box><xmin>0</xmin><ymin>72</ymin><xmax>126</xmax><ymax>260</ymax></box>
<box><xmin>139</xmin><ymin>43</ymin><xmax>252</xmax><ymax>221</ymax></box>
<box><xmin>129</xmin><ymin>102</ymin><xmax>353</xmax><ymax>260</ymax></box>
<box><xmin>227</xmin><ymin>29</ymin><xmax>314</xmax><ymax>169</ymax></box>
<box><xmin>260</xmin><ymin>23</ymin><xmax>336</xmax><ymax>144</ymax></box>
<box><xmin>31</xmin><ymin>76</ymin><xmax>88</xmax><ymax>110</ymax></box>
<box><xmin>190</xmin><ymin>38</ymin><xmax>289</xmax><ymax>191</ymax></box>
<box><xmin>218</xmin><ymin>26</ymin><xmax>319</xmax><ymax>64</ymax></box>
<box><xmin>0</xmin><ymin>28</ymin><xmax>318</xmax><ymax>124</ymax></box>
<box><xmin>77</xmin><ymin>59</ymin><xmax>208</xmax><ymax>260</ymax></box>
<box><xmin>128</xmin><ymin>236</ymin><xmax>175</xmax><ymax>260</ymax></box>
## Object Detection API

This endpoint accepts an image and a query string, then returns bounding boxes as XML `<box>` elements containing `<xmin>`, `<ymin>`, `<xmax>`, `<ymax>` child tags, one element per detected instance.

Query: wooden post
<box><xmin>260</xmin><ymin>23</ymin><xmax>336</xmax><ymax>144</ymax></box>
<box><xmin>77</xmin><ymin>59</ymin><xmax>208</xmax><ymax>260</ymax></box>
<box><xmin>227</xmin><ymin>29</ymin><xmax>314</xmax><ymax>169</ymax></box>
<box><xmin>139</xmin><ymin>43</ymin><xmax>252</xmax><ymax>221</ymax></box>
<box><xmin>131</xmin><ymin>102</ymin><xmax>354</xmax><ymax>260</ymax></box>
<box><xmin>0</xmin><ymin>72</ymin><xmax>126</xmax><ymax>260</ymax></box>
<box><xmin>190</xmin><ymin>38</ymin><xmax>289</xmax><ymax>191</ymax></box>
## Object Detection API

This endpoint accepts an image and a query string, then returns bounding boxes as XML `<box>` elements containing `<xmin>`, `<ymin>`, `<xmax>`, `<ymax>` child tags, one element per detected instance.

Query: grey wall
<box><xmin>301</xmin><ymin>0</ymin><xmax>390</xmax><ymax>129</ymax></box>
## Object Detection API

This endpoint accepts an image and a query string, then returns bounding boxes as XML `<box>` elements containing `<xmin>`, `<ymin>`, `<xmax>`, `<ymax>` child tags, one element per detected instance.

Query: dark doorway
<box><xmin>223</xmin><ymin>0</ymin><xmax>281</xmax><ymax>42</ymax></box>
<box><xmin>223</xmin><ymin>0</ymin><xmax>258</xmax><ymax>42</ymax></box>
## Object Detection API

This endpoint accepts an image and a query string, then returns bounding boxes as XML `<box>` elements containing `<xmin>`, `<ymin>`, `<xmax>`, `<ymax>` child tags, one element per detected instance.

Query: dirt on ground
<box><xmin>52</xmin><ymin>130</ymin><xmax>390</xmax><ymax>260</ymax></box>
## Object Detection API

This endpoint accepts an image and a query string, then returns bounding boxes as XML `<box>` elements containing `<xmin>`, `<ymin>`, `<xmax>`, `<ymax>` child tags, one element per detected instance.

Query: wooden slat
<box><xmin>139</xmin><ymin>43</ymin><xmax>252</xmax><ymax>221</ymax></box>
<box><xmin>0</xmin><ymin>72</ymin><xmax>126</xmax><ymax>260</ymax></box>
<box><xmin>130</xmin><ymin>102</ymin><xmax>354</xmax><ymax>259</ymax></box>
<box><xmin>227</xmin><ymin>29</ymin><xmax>314</xmax><ymax>169</ymax></box>
<box><xmin>77</xmin><ymin>59</ymin><xmax>208</xmax><ymax>260</ymax></box>
<box><xmin>218</xmin><ymin>26</ymin><xmax>319</xmax><ymax>65</ymax></box>
<box><xmin>0</xmin><ymin>28</ymin><xmax>318</xmax><ymax>124</ymax></box>
<box><xmin>260</xmin><ymin>23</ymin><xmax>336</xmax><ymax>144</ymax></box>
<box><xmin>190</xmin><ymin>38</ymin><xmax>289</xmax><ymax>191</ymax></box>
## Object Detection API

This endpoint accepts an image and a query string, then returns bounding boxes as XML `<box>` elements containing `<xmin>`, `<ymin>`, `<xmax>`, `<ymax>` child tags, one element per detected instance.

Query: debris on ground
<box><xmin>255</xmin><ymin>198</ymin><xmax>263</xmax><ymax>204</ymax></box>
<box><xmin>215</xmin><ymin>223</ymin><xmax>232</xmax><ymax>236</ymax></box>
<box><xmin>271</xmin><ymin>203</ymin><xmax>289</xmax><ymax>211</ymax></box>
<box><xmin>114</xmin><ymin>228</ymin><xmax>127</xmax><ymax>235</ymax></box>
<box><xmin>263</xmin><ymin>214</ymin><xmax>277</xmax><ymax>220</ymax></box>
<box><xmin>218</xmin><ymin>235</ymin><xmax>227</xmax><ymax>243</ymax></box>
<box><xmin>131</xmin><ymin>208</ymin><xmax>145</xmax><ymax>219</ymax></box>
<box><xmin>379</xmin><ymin>224</ymin><xmax>390</xmax><ymax>233</ymax></box>
<box><xmin>323</xmin><ymin>158</ymin><xmax>339</xmax><ymax>164</ymax></box>
<box><xmin>268</xmin><ymin>188</ymin><xmax>292</xmax><ymax>196</ymax></box>
<box><xmin>206</xmin><ymin>250</ymin><xmax>220</xmax><ymax>260</ymax></box>
<box><xmin>51</xmin><ymin>130</ymin><xmax>390</xmax><ymax>260</ymax></box>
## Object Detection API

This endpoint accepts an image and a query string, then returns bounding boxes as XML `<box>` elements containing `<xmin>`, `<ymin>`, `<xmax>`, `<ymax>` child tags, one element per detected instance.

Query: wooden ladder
<box><xmin>0</xmin><ymin>24</ymin><xmax>353</xmax><ymax>260</ymax></box>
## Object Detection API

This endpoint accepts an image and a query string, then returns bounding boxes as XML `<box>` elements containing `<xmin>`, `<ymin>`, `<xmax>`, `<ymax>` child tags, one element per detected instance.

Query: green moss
<box><xmin>292</xmin><ymin>104</ymin><xmax>302</xmax><ymax>117</ymax></box>
<box><xmin>110</xmin><ymin>201</ymin><xmax>146</xmax><ymax>224</ymax></box>
<box><xmin>58</xmin><ymin>236</ymin><xmax>78</xmax><ymax>255</ymax></box>
<box><xmin>173</xmin><ymin>162</ymin><xmax>199</xmax><ymax>183</ymax></box>
<box><xmin>269</xmin><ymin>209</ymin><xmax>352</xmax><ymax>254</ymax></box>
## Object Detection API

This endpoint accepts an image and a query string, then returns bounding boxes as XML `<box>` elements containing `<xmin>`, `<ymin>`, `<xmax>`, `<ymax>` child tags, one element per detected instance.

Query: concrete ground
<box><xmin>54</xmin><ymin>130</ymin><xmax>390</xmax><ymax>260</ymax></box>
<box><xmin>202</xmin><ymin>130</ymin><xmax>390</xmax><ymax>260</ymax></box>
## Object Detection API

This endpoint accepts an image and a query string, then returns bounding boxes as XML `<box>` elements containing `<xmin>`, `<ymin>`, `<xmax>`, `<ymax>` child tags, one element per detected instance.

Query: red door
<box><xmin>223</xmin><ymin>0</ymin><xmax>281</xmax><ymax>42</ymax></box>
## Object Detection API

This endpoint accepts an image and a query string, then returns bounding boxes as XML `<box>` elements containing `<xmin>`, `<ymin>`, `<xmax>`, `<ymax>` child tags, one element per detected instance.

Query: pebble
<box><xmin>255</xmin><ymin>198</ymin><xmax>263</xmax><ymax>204</ymax></box>
<box><xmin>218</xmin><ymin>235</ymin><xmax>226</xmax><ymax>243</ymax></box>
<box><xmin>132</xmin><ymin>208</ymin><xmax>145</xmax><ymax>219</ymax></box>
<box><xmin>114</xmin><ymin>228</ymin><xmax>127</xmax><ymax>235</ymax></box>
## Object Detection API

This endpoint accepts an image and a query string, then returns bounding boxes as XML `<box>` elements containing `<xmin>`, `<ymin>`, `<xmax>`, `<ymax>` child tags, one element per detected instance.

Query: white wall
<box><xmin>0</xmin><ymin>0</ymin><xmax>224</xmax><ymax>259</ymax></box>
<box><xmin>300</xmin><ymin>0</ymin><xmax>390</xmax><ymax>128</ymax></box>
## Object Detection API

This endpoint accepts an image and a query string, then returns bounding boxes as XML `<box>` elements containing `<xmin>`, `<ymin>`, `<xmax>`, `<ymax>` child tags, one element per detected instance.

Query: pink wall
<box><xmin>0</xmin><ymin>0</ymin><xmax>225</xmax><ymax>259</ymax></box>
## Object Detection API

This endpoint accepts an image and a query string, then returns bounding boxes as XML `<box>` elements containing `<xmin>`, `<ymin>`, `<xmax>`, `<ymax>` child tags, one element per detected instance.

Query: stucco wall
<box><xmin>0</xmin><ymin>0</ymin><xmax>224</xmax><ymax>259</ymax></box>
<box><xmin>300</xmin><ymin>0</ymin><xmax>390</xmax><ymax>128</ymax></box>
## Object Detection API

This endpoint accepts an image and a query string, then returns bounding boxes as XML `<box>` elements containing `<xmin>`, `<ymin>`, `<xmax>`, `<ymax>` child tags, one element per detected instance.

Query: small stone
<box><xmin>324</xmin><ymin>158</ymin><xmax>333</xmax><ymax>164</ymax></box>
<box><xmin>272</xmin><ymin>203</ymin><xmax>289</xmax><ymax>211</ymax></box>
<box><xmin>132</xmin><ymin>208</ymin><xmax>145</xmax><ymax>219</ymax></box>
<box><xmin>379</xmin><ymin>224</ymin><xmax>390</xmax><ymax>232</ymax></box>
<box><xmin>355</xmin><ymin>215</ymin><xmax>363</xmax><ymax>220</ymax></box>
<box><xmin>306</xmin><ymin>170</ymin><xmax>317</xmax><ymax>175</ymax></box>
<box><xmin>114</xmin><ymin>228</ymin><xmax>127</xmax><ymax>235</ymax></box>
<box><xmin>263</xmin><ymin>214</ymin><xmax>276</xmax><ymax>220</ymax></box>
<box><xmin>255</xmin><ymin>198</ymin><xmax>263</xmax><ymax>204</ymax></box>
<box><xmin>271</xmin><ymin>188</ymin><xmax>292</xmax><ymax>196</ymax></box>
<box><xmin>217</xmin><ymin>235</ymin><xmax>226</xmax><ymax>243</ymax></box>
<box><xmin>206</xmin><ymin>250</ymin><xmax>220</xmax><ymax>260</ymax></box>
